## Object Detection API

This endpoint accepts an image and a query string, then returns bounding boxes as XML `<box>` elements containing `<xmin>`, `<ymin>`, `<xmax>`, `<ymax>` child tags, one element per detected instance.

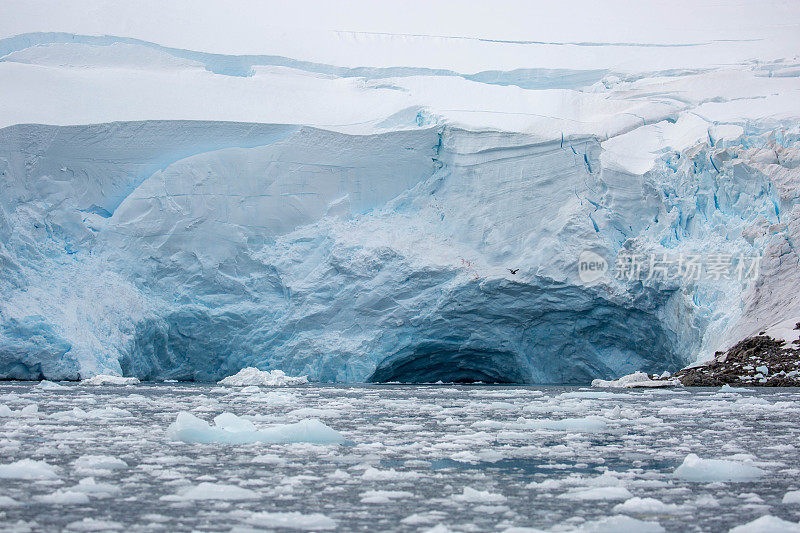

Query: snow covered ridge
<box><xmin>218</xmin><ymin>368</ymin><xmax>308</xmax><ymax>387</ymax></box>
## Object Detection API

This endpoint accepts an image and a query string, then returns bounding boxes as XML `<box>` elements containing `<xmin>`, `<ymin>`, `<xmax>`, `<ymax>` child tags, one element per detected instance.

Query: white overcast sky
<box><xmin>2</xmin><ymin>0</ymin><xmax>799</xmax><ymax>55</ymax></box>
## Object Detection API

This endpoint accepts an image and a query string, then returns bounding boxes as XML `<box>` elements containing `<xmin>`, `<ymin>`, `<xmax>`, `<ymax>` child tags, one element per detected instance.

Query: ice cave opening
<box><xmin>368</xmin><ymin>345</ymin><xmax>531</xmax><ymax>384</ymax></box>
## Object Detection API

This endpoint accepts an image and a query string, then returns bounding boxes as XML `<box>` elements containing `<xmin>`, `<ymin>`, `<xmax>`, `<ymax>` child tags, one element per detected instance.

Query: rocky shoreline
<box><xmin>670</xmin><ymin>330</ymin><xmax>800</xmax><ymax>387</ymax></box>
<box><xmin>593</xmin><ymin>324</ymin><xmax>800</xmax><ymax>388</ymax></box>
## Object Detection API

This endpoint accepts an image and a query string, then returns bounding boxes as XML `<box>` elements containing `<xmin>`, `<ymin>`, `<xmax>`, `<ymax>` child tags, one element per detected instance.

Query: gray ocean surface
<box><xmin>0</xmin><ymin>382</ymin><xmax>798</xmax><ymax>532</ymax></box>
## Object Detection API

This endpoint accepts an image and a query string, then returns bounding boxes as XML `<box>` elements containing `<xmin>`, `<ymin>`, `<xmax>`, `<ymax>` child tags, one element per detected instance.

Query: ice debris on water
<box><xmin>167</xmin><ymin>411</ymin><xmax>344</xmax><ymax>444</ymax></box>
<box><xmin>1</xmin><ymin>381</ymin><xmax>799</xmax><ymax>530</ymax></box>
<box><xmin>74</xmin><ymin>455</ymin><xmax>128</xmax><ymax>472</ymax></box>
<box><xmin>0</xmin><ymin>496</ymin><xmax>21</xmax><ymax>507</ymax></box>
<box><xmin>612</xmin><ymin>497</ymin><xmax>683</xmax><ymax>514</ymax></box>
<box><xmin>163</xmin><ymin>482</ymin><xmax>260</xmax><ymax>501</ymax></box>
<box><xmin>37</xmin><ymin>380</ymin><xmax>68</xmax><ymax>390</ymax></box>
<box><xmin>783</xmin><ymin>490</ymin><xmax>800</xmax><ymax>504</ymax></box>
<box><xmin>591</xmin><ymin>371</ymin><xmax>680</xmax><ymax>388</ymax></box>
<box><xmin>500</xmin><ymin>514</ymin><xmax>666</xmax><ymax>533</ymax></box>
<box><xmin>82</xmin><ymin>375</ymin><xmax>140</xmax><ymax>386</ymax></box>
<box><xmin>0</xmin><ymin>404</ymin><xmax>39</xmax><ymax>417</ymax></box>
<box><xmin>673</xmin><ymin>453</ymin><xmax>765</xmax><ymax>482</ymax></box>
<box><xmin>243</xmin><ymin>511</ymin><xmax>337</xmax><ymax>530</ymax></box>
<box><xmin>728</xmin><ymin>515</ymin><xmax>800</xmax><ymax>533</ymax></box>
<box><xmin>218</xmin><ymin>367</ymin><xmax>309</xmax><ymax>387</ymax></box>
<box><xmin>0</xmin><ymin>459</ymin><xmax>60</xmax><ymax>480</ymax></box>
<box><xmin>452</xmin><ymin>487</ymin><xmax>507</xmax><ymax>503</ymax></box>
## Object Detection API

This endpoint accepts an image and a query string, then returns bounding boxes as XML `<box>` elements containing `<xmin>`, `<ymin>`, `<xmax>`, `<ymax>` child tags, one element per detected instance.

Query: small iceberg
<box><xmin>163</xmin><ymin>482</ymin><xmax>260</xmax><ymax>501</ymax></box>
<box><xmin>674</xmin><ymin>453</ymin><xmax>765</xmax><ymax>482</ymax></box>
<box><xmin>218</xmin><ymin>368</ymin><xmax>308</xmax><ymax>387</ymax></box>
<box><xmin>592</xmin><ymin>371</ymin><xmax>680</xmax><ymax>389</ymax></box>
<box><xmin>244</xmin><ymin>511</ymin><xmax>337</xmax><ymax>531</ymax></box>
<box><xmin>0</xmin><ymin>459</ymin><xmax>60</xmax><ymax>480</ymax></box>
<box><xmin>82</xmin><ymin>375</ymin><xmax>140</xmax><ymax>386</ymax></box>
<box><xmin>167</xmin><ymin>411</ymin><xmax>344</xmax><ymax>444</ymax></box>
<box><xmin>37</xmin><ymin>380</ymin><xmax>68</xmax><ymax>390</ymax></box>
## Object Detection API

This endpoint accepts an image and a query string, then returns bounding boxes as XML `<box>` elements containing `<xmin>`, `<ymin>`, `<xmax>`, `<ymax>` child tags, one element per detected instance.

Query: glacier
<box><xmin>1</xmin><ymin>1</ymin><xmax>799</xmax><ymax>382</ymax></box>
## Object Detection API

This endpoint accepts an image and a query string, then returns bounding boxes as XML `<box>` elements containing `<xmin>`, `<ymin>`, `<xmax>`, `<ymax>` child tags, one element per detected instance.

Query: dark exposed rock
<box><xmin>670</xmin><ymin>335</ymin><xmax>800</xmax><ymax>387</ymax></box>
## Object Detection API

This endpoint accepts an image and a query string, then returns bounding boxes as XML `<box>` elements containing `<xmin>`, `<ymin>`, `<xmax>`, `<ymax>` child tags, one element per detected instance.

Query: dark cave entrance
<box><xmin>368</xmin><ymin>346</ymin><xmax>529</xmax><ymax>384</ymax></box>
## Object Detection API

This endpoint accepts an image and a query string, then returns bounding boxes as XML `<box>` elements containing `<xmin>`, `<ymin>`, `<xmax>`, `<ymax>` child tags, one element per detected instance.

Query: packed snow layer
<box><xmin>0</xmin><ymin>1</ymin><xmax>799</xmax><ymax>382</ymax></box>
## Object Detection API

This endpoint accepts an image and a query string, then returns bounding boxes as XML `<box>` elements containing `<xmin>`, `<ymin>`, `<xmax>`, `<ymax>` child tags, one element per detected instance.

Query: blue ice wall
<box><xmin>0</xmin><ymin>121</ymin><xmax>787</xmax><ymax>382</ymax></box>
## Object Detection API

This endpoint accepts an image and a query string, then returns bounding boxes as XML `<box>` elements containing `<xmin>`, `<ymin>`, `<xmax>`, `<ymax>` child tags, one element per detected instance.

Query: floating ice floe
<box><xmin>66</xmin><ymin>518</ymin><xmax>123</xmax><ymax>531</ymax></box>
<box><xmin>360</xmin><ymin>467</ymin><xmax>422</xmax><ymax>481</ymax></box>
<box><xmin>729</xmin><ymin>515</ymin><xmax>800</xmax><ymax>533</ymax></box>
<box><xmin>51</xmin><ymin>407</ymin><xmax>132</xmax><ymax>419</ymax></box>
<box><xmin>559</xmin><ymin>486</ymin><xmax>633</xmax><ymax>501</ymax></box>
<box><xmin>0</xmin><ymin>496</ymin><xmax>21</xmax><ymax>507</ymax></box>
<box><xmin>0</xmin><ymin>404</ymin><xmax>39</xmax><ymax>417</ymax></box>
<box><xmin>673</xmin><ymin>453</ymin><xmax>765</xmax><ymax>482</ymax></box>
<box><xmin>523</xmin><ymin>416</ymin><xmax>609</xmax><ymax>433</ymax></box>
<box><xmin>243</xmin><ymin>511</ymin><xmax>337</xmax><ymax>530</ymax></box>
<box><xmin>0</xmin><ymin>459</ymin><xmax>59</xmax><ymax>480</ymax></box>
<box><xmin>360</xmin><ymin>489</ymin><xmax>415</xmax><ymax>504</ymax></box>
<box><xmin>591</xmin><ymin>372</ymin><xmax>680</xmax><ymax>389</ymax></box>
<box><xmin>81</xmin><ymin>375</ymin><xmax>140</xmax><ymax>386</ymax></box>
<box><xmin>503</xmin><ymin>514</ymin><xmax>665</xmax><ymax>533</ymax></box>
<box><xmin>67</xmin><ymin>477</ymin><xmax>120</xmax><ymax>498</ymax></box>
<box><xmin>218</xmin><ymin>367</ymin><xmax>309</xmax><ymax>387</ymax></box>
<box><xmin>612</xmin><ymin>497</ymin><xmax>683</xmax><ymax>514</ymax></box>
<box><xmin>720</xmin><ymin>384</ymin><xmax>753</xmax><ymax>393</ymax></box>
<box><xmin>74</xmin><ymin>455</ymin><xmax>128</xmax><ymax>472</ymax></box>
<box><xmin>163</xmin><ymin>482</ymin><xmax>260</xmax><ymax>501</ymax></box>
<box><xmin>36</xmin><ymin>380</ymin><xmax>68</xmax><ymax>390</ymax></box>
<box><xmin>580</xmin><ymin>515</ymin><xmax>665</xmax><ymax>533</ymax></box>
<box><xmin>167</xmin><ymin>411</ymin><xmax>344</xmax><ymax>444</ymax></box>
<box><xmin>452</xmin><ymin>487</ymin><xmax>507</xmax><ymax>503</ymax></box>
<box><xmin>37</xmin><ymin>490</ymin><xmax>91</xmax><ymax>505</ymax></box>
<box><xmin>783</xmin><ymin>490</ymin><xmax>800</xmax><ymax>504</ymax></box>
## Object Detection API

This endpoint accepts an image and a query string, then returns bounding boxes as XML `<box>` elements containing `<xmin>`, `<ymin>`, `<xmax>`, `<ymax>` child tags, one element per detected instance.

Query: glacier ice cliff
<box><xmin>1</xmin><ymin>2</ymin><xmax>799</xmax><ymax>382</ymax></box>
<box><xmin>2</xmin><ymin>119</ymin><xmax>798</xmax><ymax>382</ymax></box>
